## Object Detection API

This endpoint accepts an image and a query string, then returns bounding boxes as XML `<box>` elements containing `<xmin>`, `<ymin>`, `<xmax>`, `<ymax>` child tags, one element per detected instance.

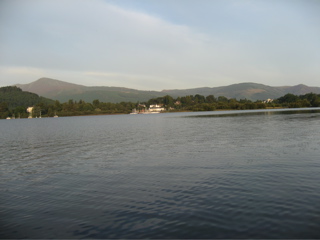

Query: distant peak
<box><xmin>37</xmin><ymin>77</ymin><xmax>53</xmax><ymax>81</ymax></box>
<box><xmin>295</xmin><ymin>84</ymin><xmax>307</xmax><ymax>87</ymax></box>
<box><xmin>36</xmin><ymin>77</ymin><xmax>63</xmax><ymax>82</ymax></box>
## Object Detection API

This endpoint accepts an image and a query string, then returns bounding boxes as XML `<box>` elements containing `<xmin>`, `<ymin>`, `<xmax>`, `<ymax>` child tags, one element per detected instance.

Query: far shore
<box><xmin>7</xmin><ymin>106</ymin><xmax>319</xmax><ymax>120</ymax></box>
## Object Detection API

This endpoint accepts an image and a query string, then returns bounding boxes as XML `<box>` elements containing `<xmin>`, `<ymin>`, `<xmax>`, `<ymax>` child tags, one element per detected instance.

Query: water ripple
<box><xmin>1</xmin><ymin>111</ymin><xmax>320</xmax><ymax>238</ymax></box>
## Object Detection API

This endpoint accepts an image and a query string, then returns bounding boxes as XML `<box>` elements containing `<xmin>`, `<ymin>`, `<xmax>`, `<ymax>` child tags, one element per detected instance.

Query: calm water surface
<box><xmin>1</xmin><ymin>108</ymin><xmax>320</xmax><ymax>238</ymax></box>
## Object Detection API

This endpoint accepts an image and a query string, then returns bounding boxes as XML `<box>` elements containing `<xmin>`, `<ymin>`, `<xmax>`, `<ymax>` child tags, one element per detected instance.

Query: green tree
<box><xmin>194</xmin><ymin>94</ymin><xmax>205</xmax><ymax>104</ymax></box>
<box><xmin>163</xmin><ymin>95</ymin><xmax>174</xmax><ymax>108</ymax></box>
<box><xmin>93</xmin><ymin>99</ymin><xmax>100</xmax><ymax>107</ymax></box>
<box><xmin>278</xmin><ymin>93</ymin><xmax>299</xmax><ymax>104</ymax></box>
<box><xmin>0</xmin><ymin>102</ymin><xmax>10</xmax><ymax>119</ymax></box>
<box><xmin>206</xmin><ymin>95</ymin><xmax>216</xmax><ymax>103</ymax></box>
<box><xmin>33</xmin><ymin>106</ymin><xmax>41</xmax><ymax>117</ymax></box>
<box><xmin>54</xmin><ymin>100</ymin><xmax>62</xmax><ymax>111</ymax></box>
<box><xmin>0</xmin><ymin>102</ymin><xmax>9</xmax><ymax>112</ymax></box>
<box><xmin>180</xmin><ymin>95</ymin><xmax>193</xmax><ymax>105</ymax></box>
<box><xmin>218</xmin><ymin>96</ymin><xmax>228</xmax><ymax>102</ymax></box>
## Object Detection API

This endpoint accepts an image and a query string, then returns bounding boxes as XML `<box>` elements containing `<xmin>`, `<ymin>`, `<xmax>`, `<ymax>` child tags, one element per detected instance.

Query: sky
<box><xmin>0</xmin><ymin>0</ymin><xmax>319</xmax><ymax>90</ymax></box>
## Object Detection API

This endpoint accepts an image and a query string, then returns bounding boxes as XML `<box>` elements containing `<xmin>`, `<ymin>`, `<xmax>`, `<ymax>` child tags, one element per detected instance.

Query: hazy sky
<box><xmin>1</xmin><ymin>0</ymin><xmax>319</xmax><ymax>90</ymax></box>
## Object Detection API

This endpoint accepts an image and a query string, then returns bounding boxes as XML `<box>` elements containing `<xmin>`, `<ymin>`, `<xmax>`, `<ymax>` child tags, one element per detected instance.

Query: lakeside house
<box><xmin>131</xmin><ymin>104</ymin><xmax>165</xmax><ymax>114</ymax></box>
<box><xmin>148</xmin><ymin>104</ymin><xmax>165</xmax><ymax>113</ymax></box>
<box><xmin>263</xmin><ymin>99</ymin><xmax>274</xmax><ymax>103</ymax></box>
<box><xmin>27</xmin><ymin>107</ymin><xmax>34</xmax><ymax>118</ymax></box>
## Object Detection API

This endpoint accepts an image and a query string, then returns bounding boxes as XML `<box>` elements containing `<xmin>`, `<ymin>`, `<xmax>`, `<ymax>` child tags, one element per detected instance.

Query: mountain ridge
<box><xmin>15</xmin><ymin>78</ymin><xmax>320</xmax><ymax>103</ymax></box>
<box><xmin>0</xmin><ymin>86</ymin><xmax>54</xmax><ymax>109</ymax></box>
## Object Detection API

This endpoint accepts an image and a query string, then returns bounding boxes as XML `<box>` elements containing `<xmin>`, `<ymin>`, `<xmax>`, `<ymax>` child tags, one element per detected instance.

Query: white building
<box><xmin>263</xmin><ymin>99</ymin><xmax>274</xmax><ymax>103</ymax></box>
<box><xmin>148</xmin><ymin>104</ymin><xmax>165</xmax><ymax>113</ymax></box>
<box><xmin>27</xmin><ymin>107</ymin><xmax>33</xmax><ymax>118</ymax></box>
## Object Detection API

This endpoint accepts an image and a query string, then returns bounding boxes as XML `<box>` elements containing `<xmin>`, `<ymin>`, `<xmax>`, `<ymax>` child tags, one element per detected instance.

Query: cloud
<box><xmin>1</xmin><ymin>1</ymin><xmax>206</xmax><ymax>67</ymax></box>
<box><xmin>1</xmin><ymin>0</ymin><xmax>232</xmax><ymax>88</ymax></box>
<box><xmin>0</xmin><ymin>66</ymin><xmax>46</xmax><ymax>86</ymax></box>
<box><xmin>84</xmin><ymin>71</ymin><xmax>171</xmax><ymax>90</ymax></box>
<box><xmin>1</xmin><ymin>0</ymin><xmax>319</xmax><ymax>89</ymax></box>
<box><xmin>1</xmin><ymin>66</ymin><xmax>45</xmax><ymax>76</ymax></box>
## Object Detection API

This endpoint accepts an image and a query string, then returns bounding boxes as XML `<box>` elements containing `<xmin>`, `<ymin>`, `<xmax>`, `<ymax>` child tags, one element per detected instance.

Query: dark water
<box><xmin>1</xmin><ymin>108</ymin><xmax>320</xmax><ymax>239</ymax></box>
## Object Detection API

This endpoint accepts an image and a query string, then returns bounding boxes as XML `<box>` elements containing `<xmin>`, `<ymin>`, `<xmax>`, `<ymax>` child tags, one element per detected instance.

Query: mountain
<box><xmin>15</xmin><ymin>78</ymin><xmax>320</xmax><ymax>103</ymax></box>
<box><xmin>16</xmin><ymin>77</ymin><xmax>85</xmax><ymax>96</ymax></box>
<box><xmin>163</xmin><ymin>83</ymin><xmax>281</xmax><ymax>100</ymax></box>
<box><xmin>278</xmin><ymin>84</ymin><xmax>320</xmax><ymax>96</ymax></box>
<box><xmin>16</xmin><ymin>78</ymin><xmax>164</xmax><ymax>103</ymax></box>
<box><xmin>0</xmin><ymin>86</ymin><xmax>54</xmax><ymax>109</ymax></box>
<box><xmin>163</xmin><ymin>83</ymin><xmax>320</xmax><ymax>100</ymax></box>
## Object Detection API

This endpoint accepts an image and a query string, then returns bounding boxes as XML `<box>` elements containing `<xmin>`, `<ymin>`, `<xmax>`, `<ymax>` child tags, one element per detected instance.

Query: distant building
<box><xmin>148</xmin><ymin>104</ymin><xmax>165</xmax><ymax>113</ymax></box>
<box><xmin>263</xmin><ymin>99</ymin><xmax>274</xmax><ymax>103</ymax></box>
<box><xmin>131</xmin><ymin>104</ymin><xmax>165</xmax><ymax>114</ymax></box>
<box><xmin>27</xmin><ymin>107</ymin><xmax>33</xmax><ymax>118</ymax></box>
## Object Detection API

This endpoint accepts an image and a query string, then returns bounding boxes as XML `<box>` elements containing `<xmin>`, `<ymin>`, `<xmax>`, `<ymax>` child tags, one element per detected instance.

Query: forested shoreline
<box><xmin>1</xmin><ymin>86</ymin><xmax>320</xmax><ymax>119</ymax></box>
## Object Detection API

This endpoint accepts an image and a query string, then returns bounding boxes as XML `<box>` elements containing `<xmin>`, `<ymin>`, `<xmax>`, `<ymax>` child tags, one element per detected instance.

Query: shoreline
<box><xmin>5</xmin><ymin>107</ymin><xmax>320</xmax><ymax>120</ymax></box>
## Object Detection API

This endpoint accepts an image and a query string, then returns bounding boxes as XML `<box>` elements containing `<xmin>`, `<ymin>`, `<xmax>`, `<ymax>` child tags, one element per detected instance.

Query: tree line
<box><xmin>1</xmin><ymin>86</ymin><xmax>320</xmax><ymax>119</ymax></box>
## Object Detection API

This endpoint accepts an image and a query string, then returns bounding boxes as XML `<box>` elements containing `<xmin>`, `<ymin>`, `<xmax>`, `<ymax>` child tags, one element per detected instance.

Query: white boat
<box><xmin>141</xmin><ymin>111</ymin><xmax>160</xmax><ymax>114</ymax></box>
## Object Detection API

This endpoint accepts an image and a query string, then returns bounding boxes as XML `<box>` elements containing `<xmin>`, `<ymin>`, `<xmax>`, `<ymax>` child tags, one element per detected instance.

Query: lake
<box><xmin>1</xmin><ymin>108</ymin><xmax>320</xmax><ymax>238</ymax></box>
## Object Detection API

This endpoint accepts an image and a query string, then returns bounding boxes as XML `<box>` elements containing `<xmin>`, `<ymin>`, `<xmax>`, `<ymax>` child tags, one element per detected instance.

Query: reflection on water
<box><xmin>1</xmin><ymin>108</ymin><xmax>320</xmax><ymax>238</ymax></box>
<box><xmin>188</xmin><ymin>108</ymin><xmax>320</xmax><ymax>118</ymax></box>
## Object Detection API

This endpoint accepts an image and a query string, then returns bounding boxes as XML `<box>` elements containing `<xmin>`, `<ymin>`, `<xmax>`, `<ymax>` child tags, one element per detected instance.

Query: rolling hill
<box><xmin>163</xmin><ymin>83</ymin><xmax>320</xmax><ymax>100</ymax></box>
<box><xmin>0</xmin><ymin>86</ymin><xmax>55</xmax><ymax>109</ymax></box>
<box><xmin>15</xmin><ymin>78</ymin><xmax>320</xmax><ymax>103</ymax></box>
<box><xmin>16</xmin><ymin>78</ymin><xmax>164</xmax><ymax>103</ymax></box>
